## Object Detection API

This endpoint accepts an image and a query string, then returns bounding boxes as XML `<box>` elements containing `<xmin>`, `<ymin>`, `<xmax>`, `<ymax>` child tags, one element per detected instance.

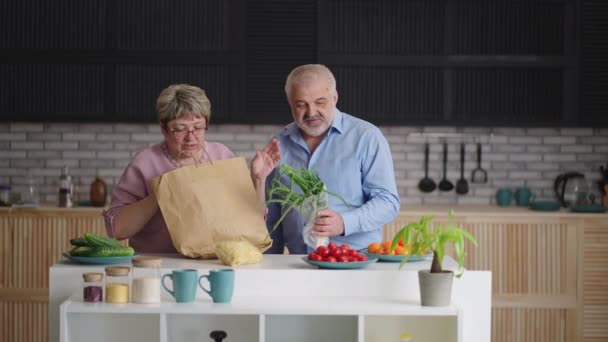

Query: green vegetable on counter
<box><xmin>69</xmin><ymin>237</ymin><xmax>89</xmax><ymax>247</ymax></box>
<box><xmin>69</xmin><ymin>246</ymin><xmax>93</xmax><ymax>256</ymax></box>
<box><xmin>266</xmin><ymin>165</ymin><xmax>349</xmax><ymax>232</ymax></box>
<box><xmin>83</xmin><ymin>232</ymin><xmax>123</xmax><ymax>248</ymax></box>
<box><xmin>68</xmin><ymin>232</ymin><xmax>133</xmax><ymax>257</ymax></box>
<box><xmin>87</xmin><ymin>246</ymin><xmax>135</xmax><ymax>257</ymax></box>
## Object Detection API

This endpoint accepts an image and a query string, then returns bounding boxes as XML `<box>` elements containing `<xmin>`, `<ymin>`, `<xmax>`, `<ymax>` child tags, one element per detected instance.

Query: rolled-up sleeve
<box><xmin>103</xmin><ymin>162</ymin><xmax>148</xmax><ymax>239</ymax></box>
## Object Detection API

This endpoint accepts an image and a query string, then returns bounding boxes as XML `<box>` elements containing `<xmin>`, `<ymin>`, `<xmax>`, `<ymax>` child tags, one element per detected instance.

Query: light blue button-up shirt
<box><xmin>265</xmin><ymin>109</ymin><xmax>400</xmax><ymax>253</ymax></box>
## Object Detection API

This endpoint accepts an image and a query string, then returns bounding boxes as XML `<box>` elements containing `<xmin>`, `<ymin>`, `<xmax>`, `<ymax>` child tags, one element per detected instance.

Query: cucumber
<box><xmin>69</xmin><ymin>237</ymin><xmax>90</xmax><ymax>247</ymax></box>
<box><xmin>84</xmin><ymin>232</ymin><xmax>123</xmax><ymax>248</ymax></box>
<box><xmin>87</xmin><ymin>246</ymin><xmax>135</xmax><ymax>257</ymax></box>
<box><xmin>69</xmin><ymin>246</ymin><xmax>94</xmax><ymax>256</ymax></box>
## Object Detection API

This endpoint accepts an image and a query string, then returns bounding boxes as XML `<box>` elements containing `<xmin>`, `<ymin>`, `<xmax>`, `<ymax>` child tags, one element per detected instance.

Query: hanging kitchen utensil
<box><xmin>438</xmin><ymin>142</ymin><xmax>454</xmax><ymax>192</ymax></box>
<box><xmin>455</xmin><ymin>143</ymin><xmax>469</xmax><ymax>195</ymax></box>
<box><xmin>471</xmin><ymin>142</ymin><xmax>488</xmax><ymax>184</ymax></box>
<box><xmin>418</xmin><ymin>143</ymin><xmax>436</xmax><ymax>193</ymax></box>
<box><xmin>210</xmin><ymin>330</ymin><xmax>227</xmax><ymax>342</ymax></box>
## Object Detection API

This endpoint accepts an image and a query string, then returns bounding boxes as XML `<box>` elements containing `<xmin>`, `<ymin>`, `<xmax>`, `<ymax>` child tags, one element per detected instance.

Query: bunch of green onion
<box><xmin>266</xmin><ymin>165</ymin><xmax>349</xmax><ymax>232</ymax></box>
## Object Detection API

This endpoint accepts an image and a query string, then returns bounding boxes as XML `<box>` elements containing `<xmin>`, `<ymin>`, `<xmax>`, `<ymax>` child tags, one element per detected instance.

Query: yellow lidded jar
<box><xmin>105</xmin><ymin>266</ymin><xmax>130</xmax><ymax>303</ymax></box>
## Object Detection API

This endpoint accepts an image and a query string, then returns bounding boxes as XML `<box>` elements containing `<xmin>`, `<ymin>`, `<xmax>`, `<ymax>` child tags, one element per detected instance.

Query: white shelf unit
<box><xmin>60</xmin><ymin>296</ymin><xmax>461</xmax><ymax>342</ymax></box>
<box><xmin>51</xmin><ymin>255</ymin><xmax>490</xmax><ymax>342</ymax></box>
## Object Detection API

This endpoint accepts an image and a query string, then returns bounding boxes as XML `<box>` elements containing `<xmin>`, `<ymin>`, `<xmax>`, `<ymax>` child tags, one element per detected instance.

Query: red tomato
<box><xmin>338</xmin><ymin>255</ymin><xmax>350</xmax><ymax>263</ymax></box>
<box><xmin>311</xmin><ymin>254</ymin><xmax>323</xmax><ymax>262</ymax></box>
<box><xmin>325</xmin><ymin>256</ymin><xmax>337</xmax><ymax>263</ymax></box>
<box><xmin>347</xmin><ymin>249</ymin><xmax>358</xmax><ymax>257</ymax></box>
<box><xmin>328</xmin><ymin>242</ymin><xmax>338</xmax><ymax>250</ymax></box>
<box><xmin>356</xmin><ymin>253</ymin><xmax>368</xmax><ymax>261</ymax></box>
<box><xmin>340</xmin><ymin>243</ymin><xmax>350</xmax><ymax>251</ymax></box>
<box><xmin>308</xmin><ymin>252</ymin><xmax>317</xmax><ymax>260</ymax></box>
<box><xmin>316</xmin><ymin>245</ymin><xmax>329</xmax><ymax>257</ymax></box>
<box><xmin>330</xmin><ymin>247</ymin><xmax>343</xmax><ymax>258</ymax></box>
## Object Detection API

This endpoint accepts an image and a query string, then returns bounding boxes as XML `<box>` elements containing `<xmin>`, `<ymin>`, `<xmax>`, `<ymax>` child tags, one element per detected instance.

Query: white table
<box><xmin>50</xmin><ymin>254</ymin><xmax>491</xmax><ymax>342</ymax></box>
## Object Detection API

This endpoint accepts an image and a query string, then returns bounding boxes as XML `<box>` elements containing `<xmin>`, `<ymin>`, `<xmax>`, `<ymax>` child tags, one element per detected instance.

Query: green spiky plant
<box><xmin>390</xmin><ymin>210</ymin><xmax>477</xmax><ymax>277</ymax></box>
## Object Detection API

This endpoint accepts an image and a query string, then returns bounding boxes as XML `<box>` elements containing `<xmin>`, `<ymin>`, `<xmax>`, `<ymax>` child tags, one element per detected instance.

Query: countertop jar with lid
<box><xmin>131</xmin><ymin>257</ymin><xmax>162</xmax><ymax>304</ymax></box>
<box><xmin>105</xmin><ymin>266</ymin><xmax>130</xmax><ymax>303</ymax></box>
<box><xmin>82</xmin><ymin>272</ymin><xmax>103</xmax><ymax>302</ymax></box>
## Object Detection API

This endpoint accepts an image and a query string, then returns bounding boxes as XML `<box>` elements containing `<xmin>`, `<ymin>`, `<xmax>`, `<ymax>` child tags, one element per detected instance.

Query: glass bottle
<box><xmin>90</xmin><ymin>175</ymin><xmax>107</xmax><ymax>207</ymax></box>
<box><xmin>22</xmin><ymin>175</ymin><xmax>40</xmax><ymax>205</ymax></box>
<box><xmin>58</xmin><ymin>165</ymin><xmax>73</xmax><ymax>208</ymax></box>
<box><xmin>105</xmin><ymin>266</ymin><xmax>130</xmax><ymax>303</ymax></box>
<box><xmin>131</xmin><ymin>257</ymin><xmax>162</xmax><ymax>304</ymax></box>
<box><xmin>82</xmin><ymin>272</ymin><xmax>104</xmax><ymax>302</ymax></box>
<box><xmin>0</xmin><ymin>185</ymin><xmax>11</xmax><ymax>206</ymax></box>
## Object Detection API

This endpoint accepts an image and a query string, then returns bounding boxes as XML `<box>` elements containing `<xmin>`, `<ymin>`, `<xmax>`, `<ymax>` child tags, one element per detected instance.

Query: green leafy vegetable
<box><xmin>266</xmin><ymin>165</ymin><xmax>349</xmax><ymax>232</ymax></box>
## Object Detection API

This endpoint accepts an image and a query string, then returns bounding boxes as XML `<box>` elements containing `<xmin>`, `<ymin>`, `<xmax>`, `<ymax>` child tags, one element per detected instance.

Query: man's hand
<box><xmin>312</xmin><ymin>209</ymin><xmax>345</xmax><ymax>237</ymax></box>
<box><xmin>251</xmin><ymin>138</ymin><xmax>281</xmax><ymax>181</ymax></box>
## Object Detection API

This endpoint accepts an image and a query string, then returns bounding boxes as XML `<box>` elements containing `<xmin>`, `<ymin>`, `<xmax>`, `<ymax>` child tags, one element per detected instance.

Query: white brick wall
<box><xmin>0</xmin><ymin>123</ymin><xmax>606</xmax><ymax>206</ymax></box>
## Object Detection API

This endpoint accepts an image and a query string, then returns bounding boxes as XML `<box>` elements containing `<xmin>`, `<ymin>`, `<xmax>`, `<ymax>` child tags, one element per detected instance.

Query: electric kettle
<box><xmin>554</xmin><ymin>172</ymin><xmax>588</xmax><ymax>207</ymax></box>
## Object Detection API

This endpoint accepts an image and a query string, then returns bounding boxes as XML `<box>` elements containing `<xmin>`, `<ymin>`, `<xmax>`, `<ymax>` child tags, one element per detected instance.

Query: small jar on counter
<box><xmin>82</xmin><ymin>272</ymin><xmax>103</xmax><ymax>302</ymax></box>
<box><xmin>131</xmin><ymin>257</ymin><xmax>162</xmax><ymax>304</ymax></box>
<box><xmin>0</xmin><ymin>185</ymin><xmax>11</xmax><ymax>206</ymax></box>
<box><xmin>105</xmin><ymin>266</ymin><xmax>130</xmax><ymax>303</ymax></box>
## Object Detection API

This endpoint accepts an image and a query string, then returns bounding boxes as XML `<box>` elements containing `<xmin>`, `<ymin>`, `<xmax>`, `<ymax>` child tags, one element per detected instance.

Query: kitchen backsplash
<box><xmin>1</xmin><ymin>123</ymin><xmax>607</xmax><ymax>206</ymax></box>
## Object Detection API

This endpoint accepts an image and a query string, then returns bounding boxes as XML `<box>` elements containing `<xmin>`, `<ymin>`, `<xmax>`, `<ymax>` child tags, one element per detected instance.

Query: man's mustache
<box><xmin>304</xmin><ymin>113</ymin><xmax>323</xmax><ymax>121</ymax></box>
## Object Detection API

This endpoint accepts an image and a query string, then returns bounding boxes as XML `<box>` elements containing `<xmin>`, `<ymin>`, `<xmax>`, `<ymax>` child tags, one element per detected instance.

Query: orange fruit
<box><xmin>394</xmin><ymin>245</ymin><xmax>406</xmax><ymax>255</ymax></box>
<box><xmin>381</xmin><ymin>240</ymin><xmax>392</xmax><ymax>250</ymax></box>
<box><xmin>367</xmin><ymin>242</ymin><xmax>381</xmax><ymax>254</ymax></box>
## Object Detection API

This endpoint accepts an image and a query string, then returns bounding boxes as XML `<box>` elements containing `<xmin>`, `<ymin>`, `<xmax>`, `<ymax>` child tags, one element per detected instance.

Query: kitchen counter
<box><xmin>399</xmin><ymin>204</ymin><xmax>607</xmax><ymax>217</ymax></box>
<box><xmin>51</xmin><ymin>255</ymin><xmax>490</xmax><ymax>342</ymax></box>
<box><xmin>1</xmin><ymin>205</ymin><xmax>606</xmax><ymax>342</ymax></box>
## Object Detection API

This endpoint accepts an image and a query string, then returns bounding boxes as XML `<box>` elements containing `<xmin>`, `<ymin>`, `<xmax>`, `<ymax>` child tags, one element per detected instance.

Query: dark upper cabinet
<box><xmin>1</xmin><ymin>0</ymin><xmax>606</xmax><ymax>127</ymax></box>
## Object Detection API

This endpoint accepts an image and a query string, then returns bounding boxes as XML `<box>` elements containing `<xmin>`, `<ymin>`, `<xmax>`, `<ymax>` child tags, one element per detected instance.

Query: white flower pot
<box><xmin>418</xmin><ymin>270</ymin><xmax>454</xmax><ymax>306</ymax></box>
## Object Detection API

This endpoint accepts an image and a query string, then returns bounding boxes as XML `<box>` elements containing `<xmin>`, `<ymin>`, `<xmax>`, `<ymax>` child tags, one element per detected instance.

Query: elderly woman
<box><xmin>104</xmin><ymin>84</ymin><xmax>279</xmax><ymax>253</ymax></box>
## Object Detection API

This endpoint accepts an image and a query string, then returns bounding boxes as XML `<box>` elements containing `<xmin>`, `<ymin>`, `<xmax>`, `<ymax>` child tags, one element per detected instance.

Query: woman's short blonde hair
<box><xmin>156</xmin><ymin>84</ymin><xmax>211</xmax><ymax>126</ymax></box>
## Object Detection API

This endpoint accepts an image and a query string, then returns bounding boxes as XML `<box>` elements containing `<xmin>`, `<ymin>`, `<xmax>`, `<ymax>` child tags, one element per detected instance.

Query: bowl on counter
<box><xmin>529</xmin><ymin>200</ymin><xmax>561</xmax><ymax>212</ymax></box>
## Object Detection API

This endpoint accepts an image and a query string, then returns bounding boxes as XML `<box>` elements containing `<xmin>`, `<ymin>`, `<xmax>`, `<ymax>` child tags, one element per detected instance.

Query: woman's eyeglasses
<box><xmin>169</xmin><ymin>127</ymin><xmax>208</xmax><ymax>140</ymax></box>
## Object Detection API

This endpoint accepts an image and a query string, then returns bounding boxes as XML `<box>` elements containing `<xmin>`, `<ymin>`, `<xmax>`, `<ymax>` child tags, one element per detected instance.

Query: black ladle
<box><xmin>455</xmin><ymin>143</ymin><xmax>469</xmax><ymax>195</ymax></box>
<box><xmin>438</xmin><ymin>142</ymin><xmax>454</xmax><ymax>192</ymax></box>
<box><xmin>471</xmin><ymin>142</ymin><xmax>488</xmax><ymax>184</ymax></box>
<box><xmin>418</xmin><ymin>143</ymin><xmax>436</xmax><ymax>193</ymax></box>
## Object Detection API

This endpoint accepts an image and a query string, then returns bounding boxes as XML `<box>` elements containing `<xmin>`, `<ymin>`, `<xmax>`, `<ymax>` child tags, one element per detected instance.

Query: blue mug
<box><xmin>162</xmin><ymin>269</ymin><xmax>200</xmax><ymax>303</ymax></box>
<box><xmin>199</xmin><ymin>269</ymin><xmax>235</xmax><ymax>304</ymax></box>
<box><xmin>515</xmin><ymin>188</ymin><xmax>535</xmax><ymax>207</ymax></box>
<box><xmin>496</xmin><ymin>188</ymin><xmax>513</xmax><ymax>207</ymax></box>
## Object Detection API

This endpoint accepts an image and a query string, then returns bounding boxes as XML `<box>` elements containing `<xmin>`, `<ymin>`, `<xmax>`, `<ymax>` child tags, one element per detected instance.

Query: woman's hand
<box><xmin>251</xmin><ymin>138</ymin><xmax>281</xmax><ymax>181</ymax></box>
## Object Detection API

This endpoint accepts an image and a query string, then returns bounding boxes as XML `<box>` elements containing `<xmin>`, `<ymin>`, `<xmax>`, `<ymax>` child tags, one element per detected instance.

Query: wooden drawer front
<box><xmin>384</xmin><ymin>215</ymin><xmax>578</xmax><ymax>296</ymax></box>
<box><xmin>583</xmin><ymin>222</ymin><xmax>608</xmax><ymax>341</ymax></box>
<box><xmin>2</xmin><ymin>215</ymin><xmax>106</xmax><ymax>288</ymax></box>
<box><xmin>0</xmin><ymin>301</ymin><xmax>48</xmax><ymax>342</ymax></box>
<box><xmin>492</xmin><ymin>308</ymin><xmax>576</xmax><ymax>342</ymax></box>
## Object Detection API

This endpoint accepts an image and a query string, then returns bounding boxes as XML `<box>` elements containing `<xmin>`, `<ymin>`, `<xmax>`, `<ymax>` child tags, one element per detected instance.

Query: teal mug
<box><xmin>515</xmin><ymin>188</ymin><xmax>535</xmax><ymax>207</ymax></box>
<box><xmin>496</xmin><ymin>188</ymin><xmax>513</xmax><ymax>207</ymax></box>
<box><xmin>162</xmin><ymin>269</ymin><xmax>200</xmax><ymax>303</ymax></box>
<box><xmin>199</xmin><ymin>269</ymin><xmax>235</xmax><ymax>304</ymax></box>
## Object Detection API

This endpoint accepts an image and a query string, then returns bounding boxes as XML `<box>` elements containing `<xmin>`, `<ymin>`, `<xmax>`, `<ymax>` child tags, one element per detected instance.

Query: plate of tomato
<box><xmin>302</xmin><ymin>242</ymin><xmax>379</xmax><ymax>269</ymax></box>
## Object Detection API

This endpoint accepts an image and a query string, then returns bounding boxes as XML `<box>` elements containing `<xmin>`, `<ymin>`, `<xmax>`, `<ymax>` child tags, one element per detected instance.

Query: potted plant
<box><xmin>391</xmin><ymin>210</ymin><xmax>477</xmax><ymax>306</ymax></box>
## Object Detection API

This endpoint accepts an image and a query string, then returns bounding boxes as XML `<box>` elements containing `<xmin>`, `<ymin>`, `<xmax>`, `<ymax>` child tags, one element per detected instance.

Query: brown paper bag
<box><xmin>151</xmin><ymin>157</ymin><xmax>272</xmax><ymax>258</ymax></box>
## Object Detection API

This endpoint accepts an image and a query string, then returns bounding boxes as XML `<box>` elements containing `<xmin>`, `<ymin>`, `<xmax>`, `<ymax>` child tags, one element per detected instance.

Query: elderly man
<box><xmin>262</xmin><ymin>64</ymin><xmax>400</xmax><ymax>253</ymax></box>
